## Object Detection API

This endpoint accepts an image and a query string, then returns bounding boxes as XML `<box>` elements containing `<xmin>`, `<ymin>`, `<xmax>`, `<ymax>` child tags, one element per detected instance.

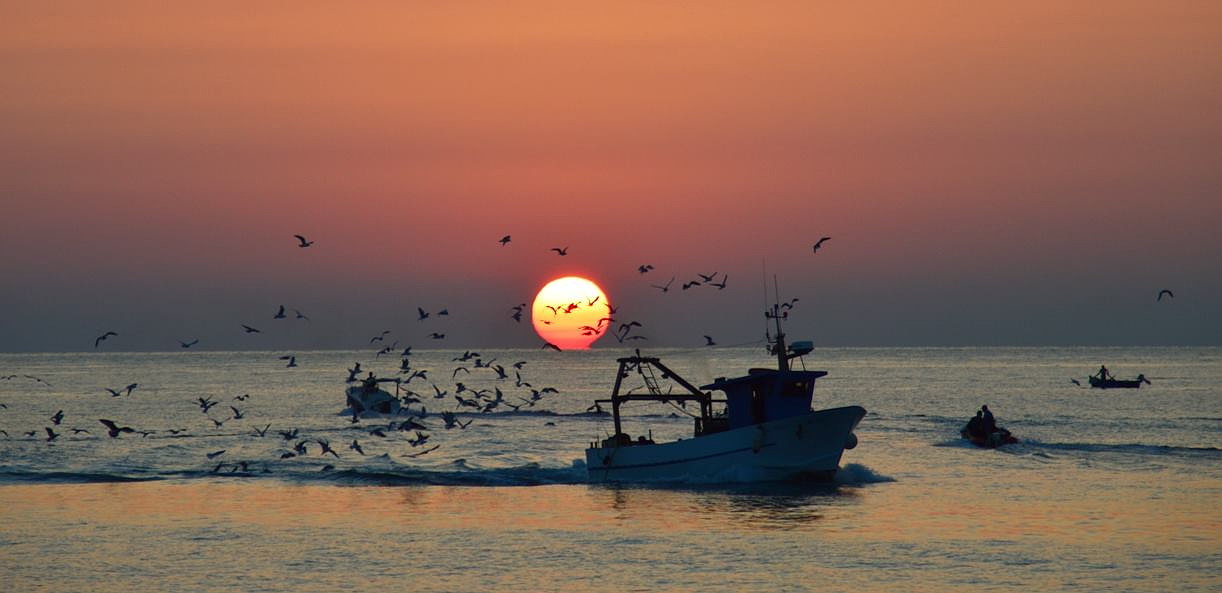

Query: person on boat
<box><xmin>965</xmin><ymin>411</ymin><xmax>984</xmax><ymax>438</ymax></box>
<box><xmin>981</xmin><ymin>405</ymin><xmax>996</xmax><ymax>434</ymax></box>
<box><xmin>1096</xmin><ymin>365</ymin><xmax>1111</xmax><ymax>381</ymax></box>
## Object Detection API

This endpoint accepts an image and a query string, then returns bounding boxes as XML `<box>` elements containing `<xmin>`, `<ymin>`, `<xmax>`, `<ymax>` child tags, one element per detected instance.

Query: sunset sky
<box><xmin>1</xmin><ymin>1</ymin><xmax>1219</xmax><ymax>351</ymax></box>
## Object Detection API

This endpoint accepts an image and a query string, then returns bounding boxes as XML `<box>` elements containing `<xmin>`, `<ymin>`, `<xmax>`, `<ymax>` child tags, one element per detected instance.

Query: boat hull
<box><xmin>585</xmin><ymin>405</ymin><xmax>866</xmax><ymax>483</ymax></box>
<box><xmin>1088</xmin><ymin>377</ymin><xmax>1144</xmax><ymax>389</ymax></box>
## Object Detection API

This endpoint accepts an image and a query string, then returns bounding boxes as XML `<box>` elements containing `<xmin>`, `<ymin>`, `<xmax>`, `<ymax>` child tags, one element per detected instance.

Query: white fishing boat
<box><xmin>585</xmin><ymin>299</ymin><xmax>865</xmax><ymax>483</ymax></box>
<box><xmin>344</xmin><ymin>376</ymin><xmax>425</xmax><ymax>418</ymax></box>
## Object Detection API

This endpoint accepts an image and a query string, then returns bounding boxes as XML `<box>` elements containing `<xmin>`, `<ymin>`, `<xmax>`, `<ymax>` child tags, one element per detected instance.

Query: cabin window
<box><xmin>782</xmin><ymin>381</ymin><xmax>808</xmax><ymax>397</ymax></box>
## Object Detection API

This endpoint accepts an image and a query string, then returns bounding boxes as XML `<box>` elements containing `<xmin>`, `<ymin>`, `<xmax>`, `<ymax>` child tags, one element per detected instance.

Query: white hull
<box><xmin>585</xmin><ymin>406</ymin><xmax>866</xmax><ymax>483</ymax></box>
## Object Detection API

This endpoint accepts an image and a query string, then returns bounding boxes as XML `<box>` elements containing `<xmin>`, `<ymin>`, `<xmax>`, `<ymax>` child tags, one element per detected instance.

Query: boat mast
<box><xmin>769</xmin><ymin>275</ymin><xmax>789</xmax><ymax>372</ymax></box>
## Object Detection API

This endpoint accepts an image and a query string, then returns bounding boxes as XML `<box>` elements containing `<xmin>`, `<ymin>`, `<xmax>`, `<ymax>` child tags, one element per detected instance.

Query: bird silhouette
<box><xmin>276</xmin><ymin>355</ymin><xmax>296</xmax><ymax>368</ymax></box>
<box><xmin>124</xmin><ymin>383</ymin><xmax>138</xmax><ymax>396</ymax></box>
<box><xmin>542</xmin><ymin>341</ymin><xmax>562</xmax><ymax>352</ymax></box>
<box><xmin>94</xmin><ymin>331</ymin><xmax>118</xmax><ymax>348</ymax></box>
<box><xmin>273</xmin><ymin>305</ymin><xmax>286</xmax><ymax>319</ymax></box>
<box><xmin>44</xmin><ymin>427</ymin><xmax>59</xmax><ymax>442</ymax></box>
<box><xmin>651</xmin><ymin>276</ymin><xmax>675</xmax><ymax>293</ymax></box>
<box><xmin>206</xmin><ymin>449</ymin><xmax>226</xmax><ymax>459</ymax></box>
<box><xmin>179</xmin><ymin>339</ymin><xmax>199</xmax><ymax>348</ymax></box>
<box><xmin>1070</xmin><ymin>378</ymin><xmax>1081</xmax><ymax>386</ymax></box>
<box><xmin>697</xmin><ymin>272</ymin><xmax>718</xmax><ymax>282</ymax></box>
<box><xmin>370</xmin><ymin>330</ymin><xmax>390</xmax><ymax>343</ymax></box>
<box><xmin>682</xmin><ymin>281</ymin><xmax>701</xmax><ymax>290</ymax></box>
<box><xmin>703</xmin><ymin>335</ymin><xmax>716</xmax><ymax>346</ymax></box>
<box><xmin>98</xmin><ymin>419</ymin><xmax>135</xmax><ymax>438</ymax></box>
<box><xmin>638</xmin><ymin>264</ymin><xmax>654</xmax><ymax>274</ymax></box>
<box><xmin>293</xmin><ymin>234</ymin><xmax>314</xmax><ymax>247</ymax></box>
<box><xmin>349</xmin><ymin>439</ymin><xmax>366</xmax><ymax>455</ymax></box>
<box><xmin>417</xmin><ymin>307</ymin><xmax>429</xmax><ymax>321</ymax></box>
<box><xmin>499</xmin><ymin>235</ymin><xmax>511</xmax><ymax>246</ymax></box>
<box><xmin>550</xmin><ymin>246</ymin><xmax>569</xmax><ymax>256</ymax></box>
<box><xmin>1157</xmin><ymin>289</ymin><xmax>1174</xmax><ymax>301</ymax></box>
<box><xmin>51</xmin><ymin>410</ymin><xmax>64</xmax><ymax>425</ymax></box>
<box><xmin>241</xmin><ymin>324</ymin><xmax>261</xmax><ymax>334</ymax></box>
<box><xmin>709</xmin><ymin>275</ymin><xmax>727</xmax><ymax>290</ymax></box>
<box><xmin>813</xmin><ymin>237</ymin><xmax>831</xmax><ymax>252</ymax></box>
<box><xmin>252</xmin><ymin>424</ymin><xmax>270</xmax><ymax>437</ymax></box>
<box><xmin>429</xmin><ymin>333</ymin><xmax>445</xmax><ymax>340</ymax></box>
<box><xmin>294</xmin><ymin>309</ymin><xmax>309</xmax><ymax>320</ymax></box>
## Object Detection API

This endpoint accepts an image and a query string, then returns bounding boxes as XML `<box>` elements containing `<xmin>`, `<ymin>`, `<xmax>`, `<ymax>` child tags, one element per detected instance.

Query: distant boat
<box><xmin>1088</xmin><ymin>374</ymin><xmax>1150</xmax><ymax>389</ymax></box>
<box><xmin>584</xmin><ymin>300</ymin><xmax>865</xmax><ymax>483</ymax></box>
<box><xmin>960</xmin><ymin>426</ymin><xmax>1018</xmax><ymax>448</ymax></box>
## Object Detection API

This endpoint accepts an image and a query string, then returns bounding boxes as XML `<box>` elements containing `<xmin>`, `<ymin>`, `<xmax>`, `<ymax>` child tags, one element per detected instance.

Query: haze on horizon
<box><xmin>1</xmin><ymin>1</ymin><xmax>1219</xmax><ymax>352</ymax></box>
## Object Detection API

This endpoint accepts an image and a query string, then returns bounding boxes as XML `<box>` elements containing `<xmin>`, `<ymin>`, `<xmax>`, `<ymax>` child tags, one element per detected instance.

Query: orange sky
<box><xmin>1</xmin><ymin>2</ymin><xmax>1219</xmax><ymax>349</ymax></box>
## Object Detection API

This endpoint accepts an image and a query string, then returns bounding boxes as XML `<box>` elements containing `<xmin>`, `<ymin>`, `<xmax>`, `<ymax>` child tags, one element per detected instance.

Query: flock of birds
<box><xmin>2</xmin><ymin>231</ymin><xmax>1178</xmax><ymax>476</ymax></box>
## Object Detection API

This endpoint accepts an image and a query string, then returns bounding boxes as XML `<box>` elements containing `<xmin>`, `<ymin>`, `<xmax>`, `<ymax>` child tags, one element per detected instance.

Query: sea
<box><xmin>1</xmin><ymin>346</ymin><xmax>1218</xmax><ymax>592</ymax></box>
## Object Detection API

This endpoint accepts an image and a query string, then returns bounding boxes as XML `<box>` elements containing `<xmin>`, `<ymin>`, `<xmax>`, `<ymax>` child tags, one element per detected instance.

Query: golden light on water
<box><xmin>531</xmin><ymin>276</ymin><xmax>610</xmax><ymax>350</ymax></box>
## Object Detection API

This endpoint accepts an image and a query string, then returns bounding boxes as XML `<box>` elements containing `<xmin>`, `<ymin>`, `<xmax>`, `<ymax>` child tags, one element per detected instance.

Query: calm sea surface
<box><xmin>1</xmin><ymin>347</ymin><xmax>1219</xmax><ymax>592</ymax></box>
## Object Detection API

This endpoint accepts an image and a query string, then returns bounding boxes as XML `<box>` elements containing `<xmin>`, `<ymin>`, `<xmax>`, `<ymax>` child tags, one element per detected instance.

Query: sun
<box><xmin>532</xmin><ymin>276</ymin><xmax>611</xmax><ymax>350</ymax></box>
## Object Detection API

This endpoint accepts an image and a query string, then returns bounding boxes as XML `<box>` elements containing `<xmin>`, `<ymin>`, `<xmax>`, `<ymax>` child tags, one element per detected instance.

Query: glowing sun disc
<box><xmin>532</xmin><ymin>276</ymin><xmax>610</xmax><ymax>350</ymax></box>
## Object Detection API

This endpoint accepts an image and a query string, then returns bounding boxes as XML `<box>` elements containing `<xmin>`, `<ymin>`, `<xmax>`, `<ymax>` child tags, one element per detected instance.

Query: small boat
<box><xmin>344</xmin><ymin>378</ymin><xmax>424</xmax><ymax>418</ymax></box>
<box><xmin>1088</xmin><ymin>374</ymin><xmax>1150</xmax><ymax>389</ymax></box>
<box><xmin>960</xmin><ymin>426</ymin><xmax>1018</xmax><ymax>448</ymax></box>
<box><xmin>584</xmin><ymin>299</ymin><xmax>865</xmax><ymax>483</ymax></box>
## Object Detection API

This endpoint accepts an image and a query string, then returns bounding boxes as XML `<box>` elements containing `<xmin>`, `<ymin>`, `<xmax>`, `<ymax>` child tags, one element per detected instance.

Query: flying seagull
<box><xmin>280</xmin><ymin>355</ymin><xmax>297</xmax><ymax>368</ymax></box>
<box><xmin>179</xmin><ymin>339</ymin><xmax>199</xmax><ymax>348</ymax></box>
<box><xmin>94</xmin><ymin>331</ymin><xmax>118</xmax><ymax>348</ymax></box>
<box><xmin>273</xmin><ymin>305</ymin><xmax>286</xmax><ymax>319</ymax></box>
<box><xmin>417</xmin><ymin>307</ymin><xmax>429</xmax><ymax>321</ymax></box>
<box><xmin>499</xmin><ymin>235</ymin><xmax>511</xmax><ymax>246</ymax></box>
<box><xmin>651</xmin><ymin>276</ymin><xmax>675</xmax><ymax>293</ymax></box>
<box><xmin>293</xmin><ymin>234</ymin><xmax>314</xmax><ymax>247</ymax></box>
<box><xmin>703</xmin><ymin>335</ymin><xmax>716</xmax><ymax>346</ymax></box>
<box><xmin>1157</xmin><ymin>289</ymin><xmax>1174</xmax><ymax>301</ymax></box>
<box><xmin>813</xmin><ymin>237</ymin><xmax>831</xmax><ymax>253</ymax></box>
<box><xmin>550</xmin><ymin>246</ymin><xmax>568</xmax><ymax>256</ymax></box>
<box><xmin>241</xmin><ymin>324</ymin><xmax>261</xmax><ymax>334</ymax></box>
<box><xmin>638</xmin><ymin>264</ymin><xmax>654</xmax><ymax>274</ymax></box>
<box><xmin>542</xmin><ymin>341</ymin><xmax>563</xmax><ymax>352</ymax></box>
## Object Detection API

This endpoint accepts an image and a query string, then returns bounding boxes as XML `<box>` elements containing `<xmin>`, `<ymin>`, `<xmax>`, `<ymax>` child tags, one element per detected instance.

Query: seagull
<box><xmin>429</xmin><ymin>333</ymin><xmax>445</xmax><ymax>340</ymax></box>
<box><xmin>293</xmin><ymin>234</ymin><xmax>314</xmax><ymax>247</ymax></box>
<box><xmin>1070</xmin><ymin>378</ymin><xmax>1081</xmax><ymax>386</ymax></box>
<box><xmin>403</xmin><ymin>444</ymin><xmax>440</xmax><ymax>458</ymax></box>
<box><xmin>124</xmin><ymin>383</ymin><xmax>138</xmax><ymax>396</ymax></box>
<box><xmin>45</xmin><ymin>427</ymin><xmax>59</xmax><ymax>442</ymax></box>
<box><xmin>550</xmin><ymin>246</ymin><xmax>568</xmax><ymax>256</ymax></box>
<box><xmin>294</xmin><ymin>309</ymin><xmax>309</xmax><ymax>320</ymax></box>
<box><xmin>51</xmin><ymin>410</ymin><xmax>64</xmax><ymax>425</ymax></box>
<box><xmin>316</xmin><ymin>440</ymin><xmax>340</xmax><ymax>458</ymax></box>
<box><xmin>94</xmin><ymin>331</ymin><xmax>118</xmax><ymax>348</ymax></box>
<box><xmin>697</xmin><ymin>272</ymin><xmax>718</xmax><ymax>282</ymax></box>
<box><xmin>651</xmin><ymin>276</ymin><xmax>675</xmax><ymax>293</ymax></box>
<box><xmin>273</xmin><ymin>305</ymin><xmax>286</xmax><ymax>319</ymax></box>
<box><xmin>370</xmin><ymin>330</ymin><xmax>390</xmax><ymax>343</ymax></box>
<box><xmin>280</xmin><ymin>355</ymin><xmax>297</xmax><ymax>368</ymax></box>
<box><xmin>638</xmin><ymin>264</ymin><xmax>654</xmax><ymax>274</ymax></box>
<box><xmin>229</xmin><ymin>406</ymin><xmax>244</xmax><ymax>419</ymax></box>
<box><xmin>252</xmin><ymin>424</ymin><xmax>270</xmax><ymax>437</ymax></box>
<box><xmin>206</xmin><ymin>449</ymin><xmax>226</xmax><ymax>459</ymax></box>
<box><xmin>709</xmin><ymin>275</ymin><xmax>727</xmax><ymax>290</ymax></box>
<box><xmin>542</xmin><ymin>341</ymin><xmax>563</xmax><ymax>352</ymax></box>
<box><xmin>70</xmin><ymin>428</ymin><xmax>90</xmax><ymax>435</ymax></box>
<box><xmin>1157</xmin><ymin>289</ymin><xmax>1174</xmax><ymax>301</ymax></box>
<box><xmin>417</xmin><ymin>307</ymin><xmax>429</xmax><ymax>321</ymax></box>
<box><xmin>233</xmin><ymin>393</ymin><xmax>249</xmax><ymax>401</ymax></box>
<box><xmin>105</xmin><ymin>387</ymin><xmax>122</xmax><ymax>397</ymax></box>
<box><xmin>813</xmin><ymin>237</ymin><xmax>831</xmax><ymax>253</ymax></box>
<box><xmin>349</xmin><ymin>440</ymin><xmax>366</xmax><ymax>455</ymax></box>
<box><xmin>499</xmin><ymin>235</ymin><xmax>511</xmax><ymax>246</ymax></box>
<box><xmin>179</xmin><ymin>339</ymin><xmax>199</xmax><ymax>348</ymax></box>
<box><xmin>682</xmin><ymin>281</ymin><xmax>701</xmax><ymax>290</ymax></box>
<box><xmin>98</xmin><ymin>419</ymin><xmax>135</xmax><ymax>438</ymax></box>
<box><xmin>703</xmin><ymin>335</ymin><xmax>716</xmax><ymax>346</ymax></box>
<box><xmin>438</xmin><ymin>309</ymin><xmax>449</xmax><ymax>316</ymax></box>
<box><xmin>241</xmin><ymin>324</ymin><xmax>261</xmax><ymax>334</ymax></box>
